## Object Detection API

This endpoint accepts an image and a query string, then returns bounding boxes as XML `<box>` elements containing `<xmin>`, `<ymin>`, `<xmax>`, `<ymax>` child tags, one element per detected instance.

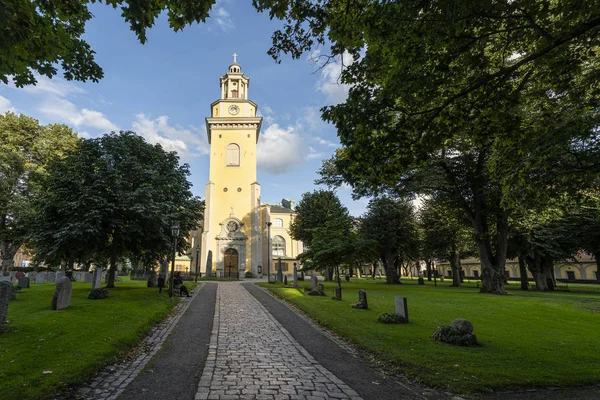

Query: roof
<box><xmin>270</xmin><ymin>204</ymin><xmax>294</xmax><ymax>214</ymax></box>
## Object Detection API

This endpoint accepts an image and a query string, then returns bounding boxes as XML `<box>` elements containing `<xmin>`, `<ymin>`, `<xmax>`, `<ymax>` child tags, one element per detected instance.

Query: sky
<box><xmin>0</xmin><ymin>1</ymin><xmax>370</xmax><ymax>217</ymax></box>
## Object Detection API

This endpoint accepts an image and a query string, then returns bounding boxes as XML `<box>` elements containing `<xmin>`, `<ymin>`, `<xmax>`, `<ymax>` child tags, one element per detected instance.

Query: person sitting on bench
<box><xmin>174</xmin><ymin>272</ymin><xmax>191</xmax><ymax>297</ymax></box>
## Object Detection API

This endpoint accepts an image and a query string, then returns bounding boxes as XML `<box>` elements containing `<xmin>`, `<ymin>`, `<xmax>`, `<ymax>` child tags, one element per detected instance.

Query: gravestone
<box><xmin>0</xmin><ymin>281</ymin><xmax>12</xmax><ymax>324</ymax></box>
<box><xmin>29</xmin><ymin>271</ymin><xmax>37</xmax><ymax>283</ymax></box>
<box><xmin>46</xmin><ymin>272</ymin><xmax>56</xmax><ymax>283</ymax></box>
<box><xmin>15</xmin><ymin>271</ymin><xmax>25</xmax><ymax>280</ymax></box>
<box><xmin>0</xmin><ymin>276</ymin><xmax>12</xmax><ymax>283</ymax></box>
<box><xmin>84</xmin><ymin>272</ymin><xmax>93</xmax><ymax>283</ymax></box>
<box><xmin>311</xmin><ymin>275</ymin><xmax>318</xmax><ymax>290</ymax></box>
<box><xmin>352</xmin><ymin>290</ymin><xmax>368</xmax><ymax>309</ymax></box>
<box><xmin>51</xmin><ymin>277</ymin><xmax>72</xmax><ymax>310</ymax></box>
<box><xmin>18</xmin><ymin>277</ymin><xmax>30</xmax><ymax>288</ymax></box>
<box><xmin>283</xmin><ymin>276</ymin><xmax>288</xmax><ymax>286</ymax></box>
<box><xmin>10</xmin><ymin>271</ymin><xmax>18</xmax><ymax>279</ymax></box>
<box><xmin>147</xmin><ymin>274</ymin><xmax>157</xmax><ymax>288</ymax></box>
<box><xmin>317</xmin><ymin>283</ymin><xmax>325</xmax><ymax>295</ymax></box>
<box><xmin>36</xmin><ymin>272</ymin><xmax>46</xmax><ymax>284</ymax></box>
<box><xmin>277</xmin><ymin>258</ymin><xmax>283</xmax><ymax>283</ymax></box>
<box><xmin>334</xmin><ymin>285</ymin><xmax>342</xmax><ymax>300</ymax></box>
<box><xmin>56</xmin><ymin>271</ymin><xmax>66</xmax><ymax>283</ymax></box>
<box><xmin>292</xmin><ymin>264</ymin><xmax>299</xmax><ymax>287</ymax></box>
<box><xmin>92</xmin><ymin>268</ymin><xmax>103</xmax><ymax>290</ymax></box>
<box><xmin>395</xmin><ymin>296</ymin><xmax>409</xmax><ymax>323</ymax></box>
<box><xmin>205</xmin><ymin>251</ymin><xmax>213</xmax><ymax>278</ymax></box>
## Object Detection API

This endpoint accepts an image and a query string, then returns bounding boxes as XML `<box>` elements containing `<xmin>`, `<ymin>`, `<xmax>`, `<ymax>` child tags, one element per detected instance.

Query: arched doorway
<box><xmin>224</xmin><ymin>248</ymin><xmax>239</xmax><ymax>279</ymax></box>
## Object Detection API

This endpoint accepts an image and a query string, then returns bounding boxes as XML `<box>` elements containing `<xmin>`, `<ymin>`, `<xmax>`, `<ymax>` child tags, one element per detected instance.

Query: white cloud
<box><xmin>305</xmin><ymin>146</ymin><xmax>324</xmax><ymax>161</ymax></box>
<box><xmin>314</xmin><ymin>51</ymin><xmax>353</xmax><ymax>104</ymax></box>
<box><xmin>0</xmin><ymin>95</ymin><xmax>17</xmax><ymax>114</ymax></box>
<box><xmin>19</xmin><ymin>75</ymin><xmax>86</xmax><ymax>97</ymax></box>
<box><xmin>257</xmin><ymin>124</ymin><xmax>305</xmax><ymax>174</ymax></box>
<box><xmin>212</xmin><ymin>7</ymin><xmax>235</xmax><ymax>31</ymax></box>
<box><xmin>132</xmin><ymin>113</ymin><xmax>209</xmax><ymax>160</ymax></box>
<box><xmin>262</xmin><ymin>105</ymin><xmax>274</xmax><ymax>115</ymax></box>
<box><xmin>39</xmin><ymin>97</ymin><xmax>118</xmax><ymax>131</ymax></box>
<box><xmin>315</xmin><ymin>136</ymin><xmax>337</xmax><ymax>148</ymax></box>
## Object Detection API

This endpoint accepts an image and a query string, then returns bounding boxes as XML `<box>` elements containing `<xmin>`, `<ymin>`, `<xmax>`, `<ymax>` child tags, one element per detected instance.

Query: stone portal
<box><xmin>224</xmin><ymin>248</ymin><xmax>239</xmax><ymax>279</ymax></box>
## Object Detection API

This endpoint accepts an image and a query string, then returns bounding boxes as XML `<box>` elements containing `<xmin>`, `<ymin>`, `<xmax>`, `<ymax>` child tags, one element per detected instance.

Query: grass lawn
<box><xmin>0</xmin><ymin>278</ymin><xmax>196</xmax><ymax>400</ymax></box>
<box><xmin>261</xmin><ymin>278</ymin><xmax>600</xmax><ymax>394</ymax></box>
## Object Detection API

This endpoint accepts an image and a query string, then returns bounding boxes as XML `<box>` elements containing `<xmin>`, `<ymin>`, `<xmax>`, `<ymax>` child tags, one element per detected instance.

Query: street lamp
<box><xmin>169</xmin><ymin>224</ymin><xmax>180</xmax><ymax>298</ymax></box>
<box><xmin>195</xmin><ymin>246</ymin><xmax>200</xmax><ymax>282</ymax></box>
<box><xmin>266</xmin><ymin>222</ymin><xmax>272</xmax><ymax>283</ymax></box>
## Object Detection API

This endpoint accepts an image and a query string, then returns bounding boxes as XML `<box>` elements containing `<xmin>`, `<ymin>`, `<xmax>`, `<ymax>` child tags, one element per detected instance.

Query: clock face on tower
<box><xmin>228</xmin><ymin>105</ymin><xmax>240</xmax><ymax>115</ymax></box>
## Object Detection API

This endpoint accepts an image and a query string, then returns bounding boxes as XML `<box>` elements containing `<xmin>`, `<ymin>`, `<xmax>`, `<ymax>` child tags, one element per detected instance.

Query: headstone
<box><xmin>352</xmin><ymin>290</ymin><xmax>368</xmax><ymax>309</ymax></box>
<box><xmin>311</xmin><ymin>275</ymin><xmax>318</xmax><ymax>290</ymax></box>
<box><xmin>84</xmin><ymin>272</ymin><xmax>93</xmax><ymax>283</ymax></box>
<box><xmin>0</xmin><ymin>276</ymin><xmax>12</xmax><ymax>283</ymax></box>
<box><xmin>394</xmin><ymin>296</ymin><xmax>409</xmax><ymax>323</ymax></box>
<box><xmin>15</xmin><ymin>271</ymin><xmax>25</xmax><ymax>280</ymax></box>
<box><xmin>334</xmin><ymin>285</ymin><xmax>342</xmax><ymax>300</ymax></box>
<box><xmin>217</xmin><ymin>270</ymin><xmax>223</xmax><ymax>278</ymax></box>
<box><xmin>46</xmin><ymin>272</ymin><xmax>56</xmax><ymax>283</ymax></box>
<box><xmin>0</xmin><ymin>281</ymin><xmax>11</xmax><ymax>324</ymax></box>
<box><xmin>283</xmin><ymin>276</ymin><xmax>288</xmax><ymax>286</ymax></box>
<box><xmin>18</xmin><ymin>277</ymin><xmax>30</xmax><ymax>288</ymax></box>
<box><xmin>51</xmin><ymin>277</ymin><xmax>72</xmax><ymax>310</ymax></box>
<box><xmin>205</xmin><ymin>250</ymin><xmax>213</xmax><ymax>278</ymax></box>
<box><xmin>56</xmin><ymin>271</ymin><xmax>66</xmax><ymax>282</ymax></box>
<box><xmin>317</xmin><ymin>283</ymin><xmax>325</xmax><ymax>295</ymax></box>
<box><xmin>10</xmin><ymin>271</ymin><xmax>18</xmax><ymax>279</ymax></box>
<box><xmin>451</xmin><ymin>318</ymin><xmax>474</xmax><ymax>335</ymax></box>
<box><xmin>293</xmin><ymin>264</ymin><xmax>299</xmax><ymax>287</ymax></box>
<box><xmin>29</xmin><ymin>271</ymin><xmax>38</xmax><ymax>283</ymax></box>
<box><xmin>92</xmin><ymin>268</ymin><xmax>103</xmax><ymax>289</ymax></box>
<box><xmin>277</xmin><ymin>258</ymin><xmax>283</xmax><ymax>283</ymax></box>
<box><xmin>36</xmin><ymin>272</ymin><xmax>46</xmax><ymax>284</ymax></box>
<box><xmin>147</xmin><ymin>274</ymin><xmax>158</xmax><ymax>288</ymax></box>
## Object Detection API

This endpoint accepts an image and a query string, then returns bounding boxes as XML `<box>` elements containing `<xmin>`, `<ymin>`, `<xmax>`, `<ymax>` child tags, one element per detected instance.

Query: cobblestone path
<box><xmin>195</xmin><ymin>283</ymin><xmax>362</xmax><ymax>400</ymax></box>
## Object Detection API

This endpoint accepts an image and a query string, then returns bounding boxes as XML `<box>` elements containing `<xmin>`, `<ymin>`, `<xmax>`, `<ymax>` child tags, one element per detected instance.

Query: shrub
<box><xmin>377</xmin><ymin>312</ymin><xmax>406</xmax><ymax>324</ymax></box>
<box><xmin>432</xmin><ymin>324</ymin><xmax>477</xmax><ymax>346</ymax></box>
<box><xmin>88</xmin><ymin>288</ymin><xmax>110</xmax><ymax>300</ymax></box>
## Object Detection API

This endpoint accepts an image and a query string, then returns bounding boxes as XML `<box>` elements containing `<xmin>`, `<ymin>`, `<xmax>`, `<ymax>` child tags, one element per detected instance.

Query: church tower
<box><xmin>200</xmin><ymin>55</ymin><xmax>263</xmax><ymax>279</ymax></box>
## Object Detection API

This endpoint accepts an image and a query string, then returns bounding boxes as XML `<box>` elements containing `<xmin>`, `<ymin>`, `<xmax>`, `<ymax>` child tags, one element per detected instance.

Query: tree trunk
<box><xmin>1</xmin><ymin>241</ymin><xmax>19</xmax><ymax>273</ymax></box>
<box><xmin>473</xmin><ymin>210</ymin><xmax>509</xmax><ymax>295</ymax></box>
<box><xmin>425</xmin><ymin>259</ymin><xmax>432</xmax><ymax>281</ymax></box>
<box><xmin>106</xmin><ymin>242</ymin><xmax>117</xmax><ymax>288</ymax></box>
<box><xmin>371</xmin><ymin>263</ymin><xmax>376</xmax><ymax>279</ymax></box>
<box><xmin>383</xmin><ymin>253</ymin><xmax>400</xmax><ymax>284</ymax></box>
<box><xmin>526</xmin><ymin>255</ymin><xmax>548</xmax><ymax>291</ymax></box>
<box><xmin>450</xmin><ymin>246</ymin><xmax>461</xmax><ymax>287</ymax></box>
<box><xmin>518</xmin><ymin>256</ymin><xmax>528</xmax><ymax>290</ymax></box>
<box><xmin>543</xmin><ymin>256</ymin><xmax>555</xmax><ymax>291</ymax></box>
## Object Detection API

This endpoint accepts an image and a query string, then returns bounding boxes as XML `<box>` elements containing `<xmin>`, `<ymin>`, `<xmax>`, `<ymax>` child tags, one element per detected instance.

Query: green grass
<box><xmin>261</xmin><ymin>278</ymin><xmax>600</xmax><ymax>394</ymax></box>
<box><xmin>0</xmin><ymin>279</ymin><xmax>195</xmax><ymax>400</ymax></box>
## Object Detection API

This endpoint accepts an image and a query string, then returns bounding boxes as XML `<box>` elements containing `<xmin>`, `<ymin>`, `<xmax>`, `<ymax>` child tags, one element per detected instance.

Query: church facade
<box><xmin>195</xmin><ymin>58</ymin><xmax>302</xmax><ymax>279</ymax></box>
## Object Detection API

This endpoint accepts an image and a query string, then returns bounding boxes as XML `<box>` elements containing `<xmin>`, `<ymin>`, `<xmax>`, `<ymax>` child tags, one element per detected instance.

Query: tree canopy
<box><xmin>0</xmin><ymin>112</ymin><xmax>80</xmax><ymax>272</ymax></box>
<box><xmin>31</xmin><ymin>131</ymin><xmax>203</xmax><ymax>286</ymax></box>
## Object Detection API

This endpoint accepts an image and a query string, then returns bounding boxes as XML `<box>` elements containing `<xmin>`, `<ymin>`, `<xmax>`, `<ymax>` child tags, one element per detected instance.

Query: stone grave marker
<box><xmin>51</xmin><ymin>276</ymin><xmax>72</xmax><ymax>310</ymax></box>
<box><xmin>352</xmin><ymin>290</ymin><xmax>368</xmax><ymax>309</ymax></box>
<box><xmin>92</xmin><ymin>268</ymin><xmax>103</xmax><ymax>290</ymax></box>
<box><xmin>18</xmin><ymin>277</ymin><xmax>30</xmax><ymax>288</ymax></box>
<box><xmin>56</xmin><ymin>271</ymin><xmax>66</xmax><ymax>282</ymax></box>
<box><xmin>46</xmin><ymin>272</ymin><xmax>56</xmax><ymax>283</ymax></box>
<box><xmin>283</xmin><ymin>275</ymin><xmax>288</xmax><ymax>285</ymax></box>
<box><xmin>29</xmin><ymin>271</ymin><xmax>37</xmax><ymax>283</ymax></box>
<box><xmin>205</xmin><ymin>250</ymin><xmax>213</xmax><ymax>278</ymax></box>
<box><xmin>15</xmin><ymin>271</ymin><xmax>25</xmax><ymax>280</ymax></box>
<box><xmin>0</xmin><ymin>276</ymin><xmax>12</xmax><ymax>283</ymax></box>
<box><xmin>317</xmin><ymin>283</ymin><xmax>325</xmax><ymax>295</ymax></box>
<box><xmin>292</xmin><ymin>264</ymin><xmax>299</xmax><ymax>287</ymax></box>
<box><xmin>84</xmin><ymin>272</ymin><xmax>92</xmax><ymax>283</ymax></box>
<box><xmin>277</xmin><ymin>258</ymin><xmax>283</xmax><ymax>283</ymax></box>
<box><xmin>0</xmin><ymin>281</ymin><xmax>12</xmax><ymax>324</ymax></box>
<box><xmin>36</xmin><ymin>272</ymin><xmax>46</xmax><ymax>284</ymax></box>
<box><xmin>334</xmin><ymin>285</ymin><xmax>342</xmax><ymax>300</ymax></box>
<box><xmin>395</xmin><ymin>296</ymin><xmax>409</xmax><ymax>323</ymax></box>
<box><xmin>10</xmin><ymin>271</ymin><xmax>18</xmax><ymax>279</ymax></box>
<box><xmin>311</xmin><ymin>274</ymin><xmax>318</xmax><ymax>290</ymax></box>
<box><xmin>147</xmin><ymin>274</ymin><xmax>157</xmax><ymax>288</ymax></box>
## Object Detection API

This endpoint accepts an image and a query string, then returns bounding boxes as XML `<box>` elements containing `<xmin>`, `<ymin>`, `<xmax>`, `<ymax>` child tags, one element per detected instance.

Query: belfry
<box><xmin>200</xmin><ymin>56</ymin><xmax>263</xmax><ymax>279</ymax></box>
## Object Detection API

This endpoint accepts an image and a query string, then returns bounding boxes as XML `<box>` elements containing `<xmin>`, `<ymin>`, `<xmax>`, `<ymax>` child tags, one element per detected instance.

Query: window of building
<box><xmin>226</xmin><ymin>143</ymin><xmax>240</xmax><ymax>166</ymax></box>
<box><xmin>567</xmin><ymin>271</ymin><xmax>575</xmax><ymax>281</ymax></box>
<box><xmin>272</xmin><ymin>235</ymin><xmax>286</xmax><ymax>256</ymax></box>
<box><xmin>273</xmin><ymin>218</ymin><xmax>283</xmax><ymax>227</ymax></box>
<box><xmin>231</xmin><ymin>89</ymin><xmax>238</xmax><ymax>98</ymax></box>
<box><xmin>473</xmin><ymin>270</ymin><xmax>479</xmax><ymax>278</ymax></box>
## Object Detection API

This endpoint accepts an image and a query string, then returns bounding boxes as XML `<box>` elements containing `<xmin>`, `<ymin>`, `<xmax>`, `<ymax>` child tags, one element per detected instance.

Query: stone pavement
<box><xmin>195</xmin><ymin>283</ymin><xmax>361</xmax><ymax>400</ymax></box>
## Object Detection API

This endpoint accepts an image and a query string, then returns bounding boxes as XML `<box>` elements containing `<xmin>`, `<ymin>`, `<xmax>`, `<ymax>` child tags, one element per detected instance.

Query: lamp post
<box><xmin>266</xmin><ymin>222</ymin><xmax>272</xmax><ymax>283</ymax></box>
<box><xmin>195</xmin><ymin>246</ymin><xmax>200</xmax><ymax>282</ymax></box>
<box><xmin>169</xmin><ymin>224</ymin><xmax>180</xmax><ymax>298</ymax></box>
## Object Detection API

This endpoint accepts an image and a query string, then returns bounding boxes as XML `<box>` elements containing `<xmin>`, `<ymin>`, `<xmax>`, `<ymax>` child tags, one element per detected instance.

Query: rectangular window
<box><xmin>473</xmin><ymin>270</ymin><xmax>479</xmax><ymax>278</ymax></box>
<box><xmin>567</xmin><ymin>271</ymin><xmax>575</xmax><ymax>280</ymax></box>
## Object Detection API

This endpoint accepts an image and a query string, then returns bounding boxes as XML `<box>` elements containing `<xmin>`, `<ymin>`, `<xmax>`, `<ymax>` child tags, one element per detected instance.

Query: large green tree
<box><xmin>0</xmin><ymin>112</ymin><xmax>79</xmax><ymax>273</ymax></box>
<box><xmin>359</xmin><ymin>197</ymin><xmax>419</xmax><ymax>284</ymax></box>
<box><xmin>31</xmin><ymin>131</ymin><xmax>203</xmax><ymax>287</ymax></box>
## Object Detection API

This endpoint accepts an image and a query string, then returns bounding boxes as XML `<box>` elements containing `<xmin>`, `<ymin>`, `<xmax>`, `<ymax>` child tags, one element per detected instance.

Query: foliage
<box><xmin>359</xmin><ymin>197</ymin><xmax>419</xmax><ymax>284</ymax></box>
<box><xmin>0</xmin><ymin>112</ymin><xmax>79</xmax><ymax>272</ymax></box>
<box><xmin>87</xmin><ymin>288</ymin><xmax>110</xmax><ymax>299</ymax></box>
<box><xmin>263</xmin><ymin>279</ymin><xmax>600</xmax><ymax>394</ymax></box>
<box><xmin>1</xmin><ymin>0</ymin><xmax>215</xmax><ymax>86</ymax></box>
<box><xmin>30</xmin><ymin>131</ymin><xmax>203</xmax><ymax>287</ymax></box>
<box><xmin>432</xmin><ymin>324</ymin><xmax>478</xmax><ymax>346</ymax></box>
<box><xmin>377</xmin><ymin>312</ymin><xmax>405</xmax><ymax>324</ymax></box>
<box><xmin>289</xmin><ymin>189</ymin><xmax>350</xmax><ymax>246</ymax></box>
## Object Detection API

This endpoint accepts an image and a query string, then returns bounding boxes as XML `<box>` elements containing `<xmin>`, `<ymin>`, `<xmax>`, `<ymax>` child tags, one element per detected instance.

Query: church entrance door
<box><xmin>224</xmin><ymin>248</ymin><xmax>239</xmax><ymax>279</ymax></box>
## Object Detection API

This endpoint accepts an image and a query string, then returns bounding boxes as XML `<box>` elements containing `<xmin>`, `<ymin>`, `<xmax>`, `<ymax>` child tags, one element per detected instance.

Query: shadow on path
<box><xmin>117</xmin><ymin>283</ymin><xmax>217</xmax><ymax>400</ymax></box>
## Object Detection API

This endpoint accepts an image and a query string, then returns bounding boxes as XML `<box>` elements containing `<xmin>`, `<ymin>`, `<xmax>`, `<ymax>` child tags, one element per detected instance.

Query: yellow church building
<box><xmin>194</xmin><ymin>57</ymin><xmax>302</xmax><ymax>279</ymax></box>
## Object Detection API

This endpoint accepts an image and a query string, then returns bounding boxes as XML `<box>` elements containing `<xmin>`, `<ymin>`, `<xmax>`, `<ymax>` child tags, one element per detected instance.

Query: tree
<box><xmin>0</xmin><ymin>112</ymin><xmax>79</xmax><ymax>273</ymax></box>
<box><xmin>359</xmin><ymin>197</ymin><xmax>419</xmax><ymax>284</ymax></box>
<box><xmin>1</xmin><ymin>0</ymin><xmax>215</xmax><ymax>86</ymax></box>
<box><xmin>419</xmin><ymin>197</ymin><xmax>476</xmax><ymax>287</ymax></box>
<box><xmin>31</xmin><ymin>131</ymin><xmax>203</xmax><ymax>287</ymax></box>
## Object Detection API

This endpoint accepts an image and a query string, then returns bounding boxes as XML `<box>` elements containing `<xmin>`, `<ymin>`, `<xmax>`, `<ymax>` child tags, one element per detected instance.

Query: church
<box><xmin>191</xmin><ymin>56</ymin><xmax>303</xmax><ymax>279</ymax></box>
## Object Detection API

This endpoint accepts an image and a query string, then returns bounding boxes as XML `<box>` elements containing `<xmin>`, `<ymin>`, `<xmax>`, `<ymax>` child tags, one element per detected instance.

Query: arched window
<box><xmin>272</xmin><ymin>235</ymin><xmax>286</xmax><ymax>256</ymax></box>
<box><xmin>226</xmin><ymin>143</ymin><xmax>240</xmax><ymax>166</ymax></box>
<box><xmin>273</xmin><ymin>218</ymin><xmax>283</xmax><ymax>227</ymax></box>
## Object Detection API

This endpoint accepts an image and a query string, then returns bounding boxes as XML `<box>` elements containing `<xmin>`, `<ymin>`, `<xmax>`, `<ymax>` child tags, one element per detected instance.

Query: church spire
<box><xmin>220</xmin><ymin>55</ymin><xmax>249</xmax><ymax>100</ymax></box>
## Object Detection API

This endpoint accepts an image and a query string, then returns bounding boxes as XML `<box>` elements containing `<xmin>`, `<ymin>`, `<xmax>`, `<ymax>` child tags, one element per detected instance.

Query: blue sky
<box><xmin>0</xmin><ymin>1</ymin><xmax>369</xmax><ymax>216</ymax></box>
